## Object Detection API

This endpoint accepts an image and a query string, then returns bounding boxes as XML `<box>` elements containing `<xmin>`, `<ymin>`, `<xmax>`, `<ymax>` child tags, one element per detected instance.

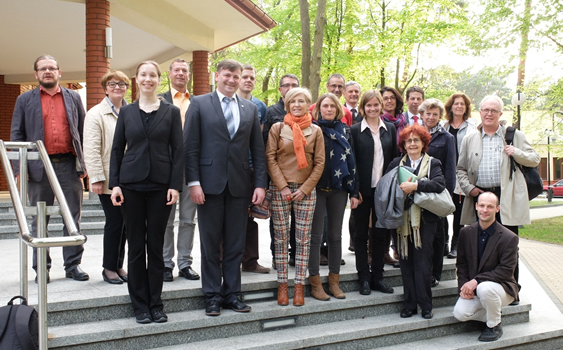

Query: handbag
<box><xmin>248</xmin><ymin>190</ymin><xmax>272</xmax><ymax>219</ymax></box>
<box><xmin>412</xmin><ymin>158</ymin><xmax>455</xmax><ymax>217</ymax></box>
<box><xmin>0</xmin><ymin>296</ymin><xmax>39</xmax><ymax>350</ymax></box>
<box><xmin>504</xmin><ymin>126</ymin><xmax>543</xmax><ymax>200</ymax></box>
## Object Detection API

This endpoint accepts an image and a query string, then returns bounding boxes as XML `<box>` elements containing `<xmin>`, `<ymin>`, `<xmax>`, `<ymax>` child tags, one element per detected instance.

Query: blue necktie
<box><xmin>222</xmin><ymin>97</ymin><xmax>236</xmax><ymax>138</ymax></box>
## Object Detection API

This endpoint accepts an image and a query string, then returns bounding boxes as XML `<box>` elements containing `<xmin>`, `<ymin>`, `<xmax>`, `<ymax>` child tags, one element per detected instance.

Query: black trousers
<box><xmin>99</xmin><ymin>194</ymin><xmax>126</xmax><ymax>271</ymax></box>
<box><xmin>121</xmin><ymin>188</ymin><xmax>171</xmax><ymax>316</ymax></box>
<box><xmin>431</xmin><ymin>217</ymin><xmax>446</xmax><ymax>281</ymax></box>
<box><xmin>451</xmin><ymin>194</ymin><xmax>465</xmax><ymax>251</ymax></box>
<box><xmin>352</xmin><ymin>188</ymin><xmax>386</xmax><ymax>282</ymax></box>
<box><xmin>198</xmin><ymin>186</ymin><xmax>249</xmax><ymax>304</ymax></box>
<box><xmin>394</xmin><ymin>220</ymin><xmax>436</xmax><ymax>312</ymax></box>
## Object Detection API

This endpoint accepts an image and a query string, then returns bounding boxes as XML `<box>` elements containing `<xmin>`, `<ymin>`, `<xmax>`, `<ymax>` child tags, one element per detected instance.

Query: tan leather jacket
<box><xmin>266</xmin><ymin>122</ymin><xmax>325</xmax><ymax>195</ymax></box>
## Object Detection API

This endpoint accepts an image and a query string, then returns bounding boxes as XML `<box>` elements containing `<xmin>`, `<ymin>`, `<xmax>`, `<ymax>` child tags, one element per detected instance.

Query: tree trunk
<box><xmin>299</xmin><ymin>0</ymin><xmax>311</xmax><ymax>89</ymax></box>
<box><xmin>262</xmin><ymin>66</ymin><xmax>274</xmax><ymax>105</ymax></box>
<box><xmin>310</xmin><ymin>0</ymin><xmax>327</xmax><ymax>101</ymax></box>
<box><xmin>515</xmin><ymin>0</ymin><xmax>532</xmax><ymax>130</ymax></box>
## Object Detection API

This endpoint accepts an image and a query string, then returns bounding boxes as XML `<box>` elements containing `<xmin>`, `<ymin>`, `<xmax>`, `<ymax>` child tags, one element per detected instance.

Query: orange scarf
<box><xmin>284</xmin><ymin>112</ymin><xmax>312</xmax><ymax>170</ymax></box>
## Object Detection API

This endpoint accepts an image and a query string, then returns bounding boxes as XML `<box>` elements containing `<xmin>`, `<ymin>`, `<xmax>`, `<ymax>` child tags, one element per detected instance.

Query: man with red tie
<box><xmin>404</xmin><ymin>86</ymin><xmax>424</xmax><ymax>126</ymax></box>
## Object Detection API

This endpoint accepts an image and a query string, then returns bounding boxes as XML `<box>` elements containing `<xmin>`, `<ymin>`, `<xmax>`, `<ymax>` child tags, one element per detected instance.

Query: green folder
<box><xmin>398</xmin><ymin>166</ymin><xmax>417</xmax><ymax>184</ymax></box>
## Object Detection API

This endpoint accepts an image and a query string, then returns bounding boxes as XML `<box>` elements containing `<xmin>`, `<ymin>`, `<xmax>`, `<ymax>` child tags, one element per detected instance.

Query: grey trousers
<box><xmin>163</xmin><ymin>176</ymin><xmax>197</xmax><ymax>270</ymax></box>
<box><xmin>28</xmin><ymin>160</ymin><xmax>84</xmax><ymax>270</ymax></box>
<box><xmin>308</xmin><ymin>189</ymin><xmax>348</xmax><ymax>276</ymax></box>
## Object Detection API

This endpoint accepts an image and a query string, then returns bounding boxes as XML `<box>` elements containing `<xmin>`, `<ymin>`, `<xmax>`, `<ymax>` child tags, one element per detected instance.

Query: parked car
<box><xmin>544</xmin><ymin>179</ymin><xmax>563</xmax><ymax>197</ymax></box>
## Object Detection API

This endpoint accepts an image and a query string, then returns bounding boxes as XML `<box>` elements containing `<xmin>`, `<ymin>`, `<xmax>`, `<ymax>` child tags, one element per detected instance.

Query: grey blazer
<box><xmin>184</xmin><ymin>91</ymin><xmax>267</xmax><ymax>197</ymax></box>
<box><xmin>10</xmin><ymin>86</ymin><xmax>86</xmax><ymax>181</ymax></box>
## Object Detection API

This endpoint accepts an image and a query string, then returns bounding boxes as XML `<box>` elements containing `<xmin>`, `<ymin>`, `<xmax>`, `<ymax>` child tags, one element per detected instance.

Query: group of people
<box><xmin>11</xmin><ymin>55</ymin><xmax>539</xmax><ymax>342</ymax></box>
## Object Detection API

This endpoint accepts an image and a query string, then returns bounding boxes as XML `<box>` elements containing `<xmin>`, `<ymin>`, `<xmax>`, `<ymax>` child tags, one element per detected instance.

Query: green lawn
<box><xmin>520</xmin><ymin>216</ymin><xmax>563</xmax><ymax>245</ymax></box>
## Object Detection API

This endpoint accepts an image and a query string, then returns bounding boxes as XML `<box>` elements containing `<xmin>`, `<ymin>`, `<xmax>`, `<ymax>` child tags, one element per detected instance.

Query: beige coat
<box><xmin>83</xmin><ymin>98</ymin><xmax>120</xmax><ymax>195</ymax></box>
<box><xmin>456</xmin><ymin>120</ymin><xmax>540</xmax><ymax>226</ymax></box>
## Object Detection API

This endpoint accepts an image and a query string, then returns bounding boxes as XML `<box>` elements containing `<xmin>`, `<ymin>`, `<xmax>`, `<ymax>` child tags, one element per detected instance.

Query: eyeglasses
<box><xmin>405</xmin><ymin>138</ymin><xmax>422</xmax><ymax>144</ymax></box>
<box><xmin>36</xmin><ymin>67</ymin><xmax>59</xmax><ymax>72</ymax></box>
<box><xmin>329</xmin><ymin>84</ymin><xmax>344</xmax><ymax>90</ymax></box>
<box><xmin>107</xmin><ymin>82</ymin><xmax>129</xmax><ymax>88</ymax></box>
<box><xmin>280</xmin><ymin>83</ymin><xmax>299</xmax><ymax>88</ymax></box>
<box><xmin>383</xmin><ymin>96</ymin><xmax>396</xmax><ymax>101</ymax></box>
<box><xmin>481</xmin><ymin>109</ymin><xmax>500</xmax><ymax>115</ymax></box>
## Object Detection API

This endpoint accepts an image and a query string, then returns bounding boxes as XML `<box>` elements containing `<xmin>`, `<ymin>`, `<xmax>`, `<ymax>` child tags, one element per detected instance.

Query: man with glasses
<box><xmin>159</xmin><ymin>59</ymin><xmax>200</xmax><ymax>282</ymax></box>
<box><xmin>456</xmin><ymin>95</ymin><xmax>539</xmax><ymax>284</ymax></box>
<box><xmin>309</xmin><ymin>74</ymin><xmax>353</xmax><ymax>126</ymax></box>
<box><xmin>11</xmin><ymin>55</ymin><xmax>88</xmax><ymax>283</ymax></box>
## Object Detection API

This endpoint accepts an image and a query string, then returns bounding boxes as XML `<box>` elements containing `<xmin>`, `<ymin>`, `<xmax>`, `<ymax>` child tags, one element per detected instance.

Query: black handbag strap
<box><xmin>8</xmin><ymin>296</ymin><xmax>28</xmax><ymax>306</ymax></box>
<box><xmin>504</xmin><ymin>126</ymin><xmax>517</xmax><ymax>181</ymax></box>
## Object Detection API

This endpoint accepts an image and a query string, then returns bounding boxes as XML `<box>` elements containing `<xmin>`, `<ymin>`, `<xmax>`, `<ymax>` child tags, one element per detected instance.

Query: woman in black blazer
<box><xmin>386</xmin><ymin>124</ymin><xmax>446</xmax><ymax>320</ymax></box>
<box><xmin>110</xmin><ymin>61</ymin><xmax>183</xmax><ymax>324</ymax></box>
<box><xmin>350</xmin><ymin>90</ymin><xmax>397</xmax><ymax>296</ymax></box>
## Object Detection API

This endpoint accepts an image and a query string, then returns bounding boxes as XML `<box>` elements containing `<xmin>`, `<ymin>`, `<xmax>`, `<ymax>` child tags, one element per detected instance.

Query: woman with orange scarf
<box><xmin>266</xmin><ymin>87</ymin><xmax>325</xmax><ymax>307</ymax></box>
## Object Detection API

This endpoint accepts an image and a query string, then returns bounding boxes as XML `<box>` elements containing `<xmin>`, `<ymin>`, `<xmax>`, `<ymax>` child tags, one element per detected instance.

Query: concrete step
<box><xmin>148</xmin><ymin>304</ymin><xmax>531</xmax><ymax>350</ymax></box>
<box><xmin>47</xmin><ymin>281</ymin><xmax>467</xmax><ymax>349</ymax></box>
<box><xmin>376</xmin><ymin>321</ymin><xmax>563</xmax><ymax>350</ymax></box>
<box><xmin>0</xmin><ymin>210</ymin><xmax>106</xmax><ymax>225</ymax></box>
<box><xmin>43</xmin><ymin>265</ymin><xmax>457</xmax><ymax>327</ymax></box>
<box><xmin>0</xmin><ymin>221</ymin><xmax>104</xmax><ymax>239</ymax></box>
<box><xmin>0</xmin><ymin>198</ymin><xmax>102</xmax><ymax>213</ymax></box>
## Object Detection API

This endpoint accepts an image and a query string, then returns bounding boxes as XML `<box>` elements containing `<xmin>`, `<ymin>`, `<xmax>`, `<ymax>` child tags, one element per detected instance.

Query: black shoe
<box><xmin>34</xmin><ymin>271</ymin><xmax>50</xmax><ymax>284</ymax></box>
<box><xmin>118</xmin><ymin>274</ymin><xmax>128</xmax><ymax>283</ymax></box>
<box><xmin>393</xmin><ymin>262</ymin><xmax>401</xmax><ymax>268</ymax></box>
<box><xmin>479</xmin><ymin>323</ymin><xmax>503</xmax><ymax>342</ymax></box>
<box><xmin>509</xmin><ymin>300</ymin><xmax>520</xmax><ymax>306</ymax></box>
<box><xmin>359</xmin><ymin>280</ymin><xmax>371</xmax><ymax>295</ymax></box>
<box><xmin>135</xmin><ymin>312</ymin><xmax>152</xmax><ymax>324</ymax></box>
<box><xmin>65</xmin><ymin>265</ymin><xmax>89</xmax><ymax>281</ymax></box>
<box><xmin>223</xmin><ymin>299</ymin><xmax>251</xmax><ymax>313</ymax></box>
<box><xmin>348</xmin><ymin>246</ymin><xmax>355</xmax><ymax>252</ymax></box>
<box><xmin>431</xmin><ymin>277</ymin><xmax>439</xmax><ymax>287</ymax></box>
<box><xmin>272</xmin><ymin>257</ymin><xmax>277</xmax><ymax>270</ymax></box>
<box><xmin>340</xmin><ymin>258</ymin><xmax>346</xmax><ymax>266</ymax></box>
<box><xmin>421</xmin><ymin>309</ymin><xmax>433</xmax><ymax>319</ymax></box>
<box><xmin>102</xmin><ymin>270</ymin><xmax>123</xmax><ymax>285</ymax></box>
<box><xmin>400</xmin><ymin>308</ymin><xmax>416</xmax><ymax>318</ymax></box>
<box><xmin>163</xmin><ymin>267</ymin><xmax>174</xmax><ymax>282</ymax></box>
<box><xmin>443</xmin><ymin>246</ymin><xmax>449</xmax><ymax>257</ymax></box>
<box><xmin>205</xmin><ymin>300</ymin><xmax>221</xmax><ymax>316</ymax></box>
<box><xmin>372</xmin><ymin>279</ymin><xmax>394</xmax><ymax>294</ymax></box>
<box><xmin>151</xmin><ymin>310</ymin><xmax>168</xmax><ymax>323</ymax></box>
<box><xmin>179</xmin><ymin>266</ymin><xmax>200</xmax><ymax>280</ymax></box>
<box><xmin>289</xmin><ymin>257</ymin><xmax>296</xmax><ymax>267</ymax></box>
<box><xmin>447</xmin><ymin>249</ymin><xmax>457</xmax><ymax>259</ymax></box>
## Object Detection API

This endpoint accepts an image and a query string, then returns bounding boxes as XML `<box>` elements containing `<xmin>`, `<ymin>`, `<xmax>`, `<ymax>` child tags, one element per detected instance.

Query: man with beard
<box><xmin>11</xmin><ymin>55</ymin><xmax>89</xmax><ymax>283</ymax></box>
<box><xmin>159</xmin><ymin>59</ymin><xmax>200</xmax><ymax>282</ymax></box>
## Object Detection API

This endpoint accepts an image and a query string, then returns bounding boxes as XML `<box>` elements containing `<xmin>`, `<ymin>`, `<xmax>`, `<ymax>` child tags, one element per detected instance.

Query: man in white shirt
<box><xmin>404</xmin><ymin>86</ymin><xmax>424</xmax><ymax>126</ymax></box>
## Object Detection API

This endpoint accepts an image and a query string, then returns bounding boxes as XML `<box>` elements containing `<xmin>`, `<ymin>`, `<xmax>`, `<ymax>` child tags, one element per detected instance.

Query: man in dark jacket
<box><xmin>453</xmin><ymin>192</ymin><xmax>518</xmax><ymax>342</ymax></box>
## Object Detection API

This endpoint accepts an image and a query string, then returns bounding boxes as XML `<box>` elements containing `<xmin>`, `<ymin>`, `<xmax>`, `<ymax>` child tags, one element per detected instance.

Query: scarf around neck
<box><xmin>396</xmin><ymin>153</ymin><xmax>430</xmax><ymax>259</ymax></box>
<box><xmin>316</xmin><ymin>118</ymin><xmax>355</xmax><ymax>192</ymax></box>
<box><xmin>382</xmin><ymin>112</ymin><xmax>407</xmax><ymax>140</ymax></box>
<box><xmin>284</xmin><ymin>112</ymin><xmax>312</xmax><ymax>170</ymax></box>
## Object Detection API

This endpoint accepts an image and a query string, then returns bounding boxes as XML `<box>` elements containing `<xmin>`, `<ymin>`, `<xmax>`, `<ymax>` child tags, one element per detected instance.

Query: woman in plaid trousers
<box><xmin>266</xmin><ymin>87</ymin><xmax>325</xmax><ymax>306</ymax></box>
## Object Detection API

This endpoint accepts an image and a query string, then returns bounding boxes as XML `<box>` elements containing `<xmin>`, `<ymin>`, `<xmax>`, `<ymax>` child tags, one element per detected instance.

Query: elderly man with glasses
<box><xmin>456</xmin><ymin>95</ymin><xmax>539</xmax><ymax>285</ymax></box>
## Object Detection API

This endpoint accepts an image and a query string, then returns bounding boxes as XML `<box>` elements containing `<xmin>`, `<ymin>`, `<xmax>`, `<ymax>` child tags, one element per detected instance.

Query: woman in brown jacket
<box><xmin>266</xmin><ymin>87</ymin><xmax>325</xmax><ymax>307</ymax></box>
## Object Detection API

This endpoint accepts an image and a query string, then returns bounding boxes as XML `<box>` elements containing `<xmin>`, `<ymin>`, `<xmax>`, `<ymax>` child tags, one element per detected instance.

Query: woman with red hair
<box><xmin>386</xmin><ymin>124</ymin><xmax>446</xmax><ymax>320</ymax></box>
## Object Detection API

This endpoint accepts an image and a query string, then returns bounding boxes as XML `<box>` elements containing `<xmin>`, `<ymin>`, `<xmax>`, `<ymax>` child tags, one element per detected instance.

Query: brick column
<box><xmin>192</xmin><ymin>51</ymin><xmax>210</xmax><ymax>96</ymax></box>
<box><xmin>86</xmin><ymin>0</ymin><xmax>110</xmax><ymax>110</ymax></box>
<box><xmin>130</xmin><ymin>78</ymin><xmax>137</xmax><ymax>102</ymax></box>
<box><xmin>0</xmin><ymin>76</ymin><xmax>21</xmax><ymax>190</ymax></box>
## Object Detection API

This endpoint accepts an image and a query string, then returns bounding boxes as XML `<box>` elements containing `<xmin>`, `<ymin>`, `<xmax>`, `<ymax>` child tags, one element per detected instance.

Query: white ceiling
<box><xmin>0</xmin><ymin>0</ymin><xmax>274</xmax><ymax>84</ymax></box>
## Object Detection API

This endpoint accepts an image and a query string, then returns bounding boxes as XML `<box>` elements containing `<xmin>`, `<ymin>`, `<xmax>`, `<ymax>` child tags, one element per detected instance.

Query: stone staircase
<box><xmin>0</xmin><ymin>198</ymin><xmax>105</xmax><ymax>239</ymax></box>
<box><xmin>1</xmin><ymin>198</ymin><xmax>561</xmax><ymax>349</ymax></box>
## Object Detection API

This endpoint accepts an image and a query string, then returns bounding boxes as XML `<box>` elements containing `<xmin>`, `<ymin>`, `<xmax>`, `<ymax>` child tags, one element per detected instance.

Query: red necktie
<box><xmin>413</xmin><ymin>115</ymin><xmax>419</xmax><ymax>124</ymax></box>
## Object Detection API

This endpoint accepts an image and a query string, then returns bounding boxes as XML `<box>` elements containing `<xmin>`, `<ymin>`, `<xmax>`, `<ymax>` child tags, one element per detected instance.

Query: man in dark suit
<box><xmin>453</xmin><ymin>192</ymin><xmax>519</xmax><ymax>342</ymax></box>
<box><xmin>184</xmin><ymin>59</ymin><xmax>267</xmax><ymax>316</ymax></box>
<box><xmin>159</xmin><ymin>59</ymin><xmax>200</xmax><ymax>282</ymax></box>
<box><xmin>11</xmin><ymin>54</ymin><xmax>89</xmax><ymax>283</ymax></box>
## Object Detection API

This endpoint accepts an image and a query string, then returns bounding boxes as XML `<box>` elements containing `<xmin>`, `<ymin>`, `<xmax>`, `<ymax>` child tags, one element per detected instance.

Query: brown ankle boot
<box><xmin>293</xmin><ymin>284</ymin><xmax>304</xmax><ymax>306</ymax></box>
<box><xmin>278</xmin><ymin>283</ymin><xmax>289</xmax><ymax>306</ymax></box>
<box><xmin>309</xmin><ymin>275</ymin><xmax>330</xmax><ymax>301</ymax></box>
<box><xmin>328</xmin><ymin>272</ymin><xmax>346</xmax><ymax>299</ymax></box>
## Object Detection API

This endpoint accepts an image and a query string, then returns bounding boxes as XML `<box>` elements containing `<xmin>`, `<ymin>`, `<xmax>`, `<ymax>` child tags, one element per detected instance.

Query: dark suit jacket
<box><xmin>159</xmin><ymin>91</ymin><xmax>173</xmax><ymax>104</ymax></box>
<box><xmin>456</xmin><ymin>222</ymin><xmax>519</xmax><ymax>300</ymax></box>
<box><xmin>109</xmin><ymin>100</ymin><xmax>183</xmax><ymax>190</ymax></box>
<box><xmin>184</xmin><ymin>91</ymin><xmax>267</xmax><ymax>197</ymax></box>
<box><xmin>350</xmin><ymin>120</ymin><xmax>397</xmax><ymax>199</ymax></box>
<box><xmin>427</xmin><ymin>128</ymin><xmax>456</xmax><ymax>194</ymax></box>
<box><xmin>10</xmin><ymin>86</ymin><xmax>86</xmax><ymax>181</ymax></box>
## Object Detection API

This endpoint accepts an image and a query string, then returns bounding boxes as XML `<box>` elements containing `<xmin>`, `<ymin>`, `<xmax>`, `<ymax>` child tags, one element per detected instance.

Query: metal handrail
<box><xmin>0</xmin><ymin>139</ymin><xmax>87</xmax><ymax>350</ymax></box>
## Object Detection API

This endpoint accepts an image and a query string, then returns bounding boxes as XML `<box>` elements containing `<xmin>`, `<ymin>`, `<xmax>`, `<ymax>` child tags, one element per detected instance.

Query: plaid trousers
<box><xmin>270</xmin><ymin>182</ymin><xmax>317</xmax><ymax>284</ymax></box>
